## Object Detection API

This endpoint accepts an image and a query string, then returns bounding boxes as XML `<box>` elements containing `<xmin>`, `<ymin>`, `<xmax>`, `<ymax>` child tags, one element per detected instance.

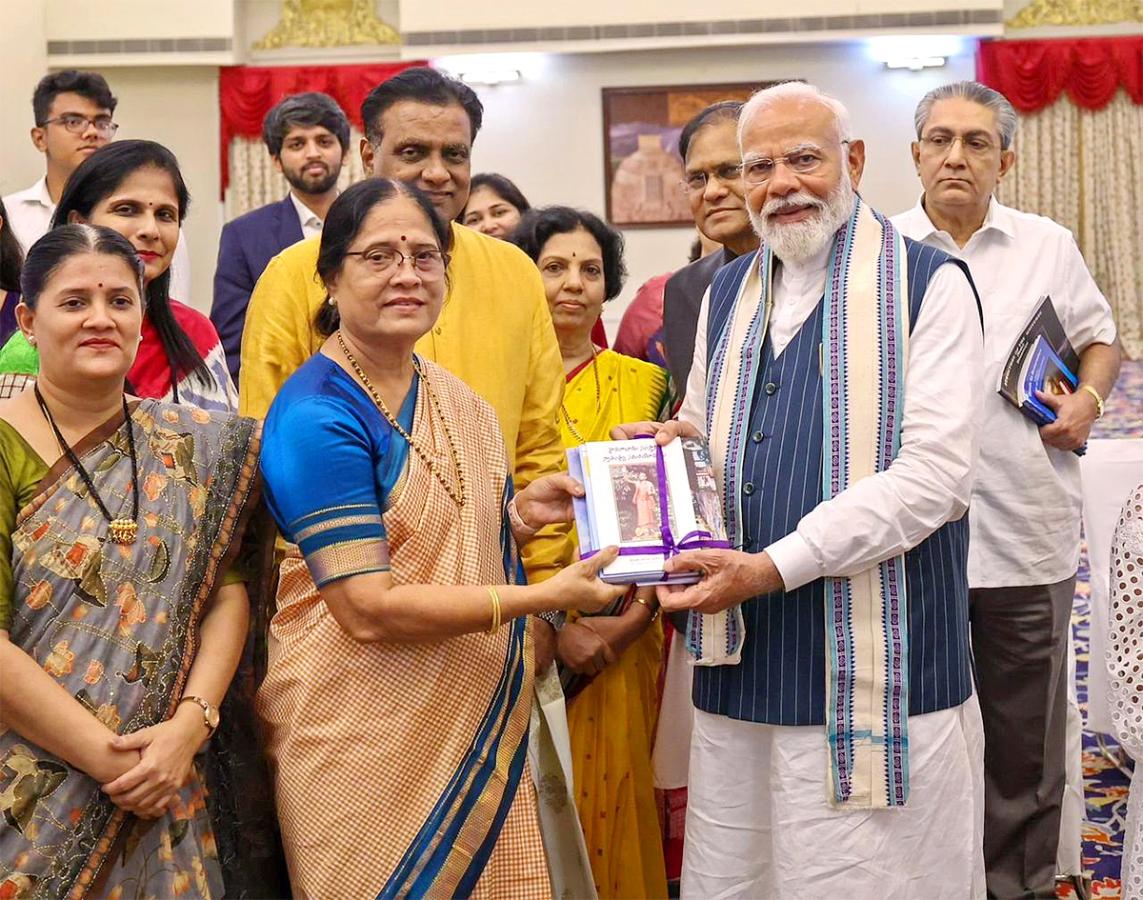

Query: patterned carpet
<box><xmin>1058</xmin><ymin>359</ymin><xmax>1143</xmax><ymax>899</ymax></box>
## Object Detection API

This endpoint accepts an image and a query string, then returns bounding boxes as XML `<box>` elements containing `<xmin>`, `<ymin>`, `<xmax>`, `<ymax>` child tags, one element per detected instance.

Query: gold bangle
<box><xmin>632</xmin><ymin>594</ymin><xmax>660</xmax><ymax>621</ymax></box>
<box><xmin>487</xmin><ymin>586</ymin><xmax>502</xmax><ymax>634</ymax></box>
<box><xmin>1078</xmin><ymin>383</ymin><xmax>1105</xmax><ymax>419</ymax></box>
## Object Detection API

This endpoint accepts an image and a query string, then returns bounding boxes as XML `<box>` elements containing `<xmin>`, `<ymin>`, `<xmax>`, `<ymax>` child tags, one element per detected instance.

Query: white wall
<box><xmin>402</xmin><ymin>0</ymin><xmax>997</xmax><ymax>31</ymax></box>
<box><xmin>0</xmin><ymin>3</ymin><xmax>49</xmax><ymax>197</ymax></box>
<box><xmin>459</xmin><ymin>42</ymin><xmax>975</xmax><ymax>333</ymax></box>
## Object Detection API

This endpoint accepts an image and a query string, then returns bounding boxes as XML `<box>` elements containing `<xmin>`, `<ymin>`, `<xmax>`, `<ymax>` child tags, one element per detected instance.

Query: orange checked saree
<box><xmin>256</xmin><ymin>354</ymin><xmax>557</xmax><ymax>899</ymax></box>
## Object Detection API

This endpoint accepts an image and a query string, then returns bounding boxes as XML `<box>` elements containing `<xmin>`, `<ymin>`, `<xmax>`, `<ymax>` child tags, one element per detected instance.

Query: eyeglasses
<box><xmin>41</xmin><ymin>114</ymin><xmax>118</xmax><ymax>137</ymax></box>
<box><xmin>742</xmin><ymin>143</ymin><xmax>847</xmax><ymax>185</ymax></box>
<box><xmin>345</xmin><ymin>247</ymin><xmax>450</xmax><ymax>276</ymax></box>
<box><xmin>918</xmin><ymin>133</ymin><xmax>998</xmax><ymax>157</ymax></box>
<box><xmin>680</xmin><ymin>163</ymin><xmax>743</xmax><ymax>194</ymax></box>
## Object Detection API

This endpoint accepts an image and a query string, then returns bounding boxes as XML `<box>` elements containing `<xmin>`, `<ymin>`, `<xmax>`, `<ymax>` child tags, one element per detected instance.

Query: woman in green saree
<box><xmin>0</xmin><ymin>225</ymin><xmax>280</xmax><ymax>898</ymax></box>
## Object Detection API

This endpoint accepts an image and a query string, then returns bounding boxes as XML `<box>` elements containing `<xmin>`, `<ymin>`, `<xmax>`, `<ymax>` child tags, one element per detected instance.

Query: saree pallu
<box><xmin>257</xmin><ymin>359</ymin><xmax>551</xmax><ymax>899</ymax></box>
<box><xmin>558</xmin><ymin>349</ymin><xmax>670</xmax><ymax>899</ymax></box>
<box><xmin>0</xmin><ymin>400</ymin><xmax>282</xmax><ymax>899</ymax></box>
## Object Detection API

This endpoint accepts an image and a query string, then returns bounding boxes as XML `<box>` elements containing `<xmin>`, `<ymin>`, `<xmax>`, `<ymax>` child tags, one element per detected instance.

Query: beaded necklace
<box><xmin>336</xmin><ymin>331</ymin><xmax>466</xmax><ymax>508</ymax></box>
<box><xmin>35</xmin><ymin>386</ymin><xmax>140</xmax><ymax>544</ymax></box>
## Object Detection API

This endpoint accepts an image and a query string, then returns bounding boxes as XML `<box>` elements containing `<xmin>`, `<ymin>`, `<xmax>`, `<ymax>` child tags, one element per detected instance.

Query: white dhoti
<box><xmin>682</xmin><ymin>695</ymin><xmax>986</xmax><ymax>899</ymax></box>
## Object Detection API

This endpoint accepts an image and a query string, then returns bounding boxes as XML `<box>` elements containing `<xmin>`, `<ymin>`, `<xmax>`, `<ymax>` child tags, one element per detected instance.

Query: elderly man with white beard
<box><xmin>615</xmin><ymin>81</ymin><xmax>988</xmax><ymax>898</ymax></box>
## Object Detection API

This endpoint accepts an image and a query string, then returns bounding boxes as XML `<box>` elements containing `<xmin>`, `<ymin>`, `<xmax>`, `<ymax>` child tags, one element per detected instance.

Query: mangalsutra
<box><xmin>35</xmin><ymin>386</ymin><xmax>140</xmax><ymax>544</ymax></box>
<box><xmin>336</xmin><ymin>331</ymin><xmax>467</xmax><ymax>507</ymax></box>
<box><xmin>560</xmin><ymin>344</ymin><xmax>601</xmax><ymax>445</ymax></box>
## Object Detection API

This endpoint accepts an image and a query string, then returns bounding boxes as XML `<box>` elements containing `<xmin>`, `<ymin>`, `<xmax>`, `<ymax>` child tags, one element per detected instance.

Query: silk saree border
<box><xmin>377</xmin><ymin>616</ymin><xmax>533</xmax><ymax>899</ymax></box>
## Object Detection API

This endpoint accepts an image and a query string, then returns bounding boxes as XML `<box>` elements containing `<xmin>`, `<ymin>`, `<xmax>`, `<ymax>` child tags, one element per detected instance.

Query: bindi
<box><xmin>400</xmin><ymin>235</ymin><xmax>407</xmax><ymax>242</ymax></box>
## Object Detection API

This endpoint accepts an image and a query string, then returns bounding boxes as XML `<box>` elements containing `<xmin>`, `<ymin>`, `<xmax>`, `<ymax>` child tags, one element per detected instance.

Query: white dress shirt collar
<box><xmin>897</xmin><ymin>194</ymin><xmax>1017</xmax><ymax>251</ymax></box>
<box><xmin>289</xmin><ymin>192</ymin><xmax>325</xmax><ymax>240</ymax></box>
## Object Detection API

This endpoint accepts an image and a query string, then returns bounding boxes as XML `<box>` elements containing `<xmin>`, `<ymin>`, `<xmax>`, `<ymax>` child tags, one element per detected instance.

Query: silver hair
<box><xmin>914</xmin><ymin>81</ymin><xmax>1018</xmax><ymax>150</ymax></box>
<box><xmin>738</xmin><ymin>81</ymin><xmax>853</xmax><ymax>150</ymax></box>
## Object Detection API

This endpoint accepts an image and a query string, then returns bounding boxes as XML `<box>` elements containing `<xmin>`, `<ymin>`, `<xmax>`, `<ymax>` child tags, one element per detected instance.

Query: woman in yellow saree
<box><xmin>514</xmin><ymin>207</ymin><xmax>672</xmax><ymax>899</ymax></box>
<box><xmin>255</xmin><ymin>179</ymin><xmax>625</xmax><ymax>898</ymax></box>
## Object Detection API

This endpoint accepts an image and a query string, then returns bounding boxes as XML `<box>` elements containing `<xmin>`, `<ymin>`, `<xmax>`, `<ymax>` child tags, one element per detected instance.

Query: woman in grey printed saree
<box><xmin>0</xmin><ymin>225</ymin><xmax>283</xmax><ymax>898</ymax></box>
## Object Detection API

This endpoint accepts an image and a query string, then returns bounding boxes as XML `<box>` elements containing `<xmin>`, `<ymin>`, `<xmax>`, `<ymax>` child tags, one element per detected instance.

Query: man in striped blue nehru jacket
<box><xmin>617</xmin><ymin>81</ymin><xmax>987</xmax><ymax>897</ymax></box>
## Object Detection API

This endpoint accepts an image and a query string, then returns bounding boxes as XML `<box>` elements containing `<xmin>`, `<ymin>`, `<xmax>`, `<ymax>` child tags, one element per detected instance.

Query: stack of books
<box><xmin>567</xmin><ymin>436</ymin><xmax>730</xmax><ymax>585</ymax></box>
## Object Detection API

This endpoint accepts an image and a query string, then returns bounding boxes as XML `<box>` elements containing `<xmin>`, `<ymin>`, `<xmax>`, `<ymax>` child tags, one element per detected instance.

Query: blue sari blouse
<box><xmin>260</xmin><ymin>352</ymin><xmax>416</xmax><ymax>588</ymax></box>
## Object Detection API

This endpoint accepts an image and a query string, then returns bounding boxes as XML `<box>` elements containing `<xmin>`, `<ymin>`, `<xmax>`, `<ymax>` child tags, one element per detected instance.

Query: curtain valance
<box><xmin>977</xmin><ymin>37</ymin><xmax>1143</xmax><ymax>113</ymax></box>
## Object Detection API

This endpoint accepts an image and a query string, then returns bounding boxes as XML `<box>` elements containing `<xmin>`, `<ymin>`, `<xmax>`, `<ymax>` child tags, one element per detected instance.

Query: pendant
<box><xmin>108</xmin><ymin>519</ymin><xmax>138</xmax><ymax>545</ymax></box>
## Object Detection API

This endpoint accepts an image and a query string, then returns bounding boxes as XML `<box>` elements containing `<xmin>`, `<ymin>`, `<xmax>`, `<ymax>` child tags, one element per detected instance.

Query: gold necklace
<box><xmin>560</xmin><ymin>344</ymin><xmax>601</xmax><ymax>445</ymax></box>
<box><xmin>336</xmin><ymin>332</ymin><xmax>467</xmax><ymax>508</ymax></box>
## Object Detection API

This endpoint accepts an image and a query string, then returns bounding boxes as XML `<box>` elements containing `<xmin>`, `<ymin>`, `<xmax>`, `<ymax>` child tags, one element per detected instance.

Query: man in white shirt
<box><xmin>893</xmin><ymin>80</ymin><xmax>1121</xmax><ymax>900</ymax></box>
<box><xmin>618</xmin><ymin>81</ymin><xmax>987</xmax><ymax>898</ymax></box>
<box><xmin>210</xmin><ymin>92</ymin><xmax>349</xmax><ymax>382</ymax></box>
<box><xmin>3</xmin><ymin>69</ymin><xmax>192</xmax><ymax>306</ymax></box>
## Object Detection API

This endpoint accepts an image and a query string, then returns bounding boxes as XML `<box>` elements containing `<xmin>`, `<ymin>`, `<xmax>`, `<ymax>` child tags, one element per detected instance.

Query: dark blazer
<box><xmin>662</xmin><ymin>247</ymin><xmax>738</xmax><ymax>393</ymax></box>
<box><xmin>210</xmin><ymin>195</ymin><xmax>305</xmax><ymax>383</ymax></box>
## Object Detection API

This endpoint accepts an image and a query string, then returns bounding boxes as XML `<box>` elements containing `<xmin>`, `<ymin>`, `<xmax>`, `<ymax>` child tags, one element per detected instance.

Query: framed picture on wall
<box><xmin>602</xmin><ymin>82</ymin><xmax>763</xmax><ymax>228</ymax></box>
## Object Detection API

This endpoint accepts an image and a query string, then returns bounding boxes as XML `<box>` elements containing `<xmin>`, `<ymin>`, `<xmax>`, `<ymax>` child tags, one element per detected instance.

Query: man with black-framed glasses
<box><xmin>3</xmin><ymin>69</ymin><xmax>192</xmax><ymax>303</ymax></box>
<box><xmin>3</xmin><ymin>70</ymin><xmax>118</xmax><ymax>253</ymax></box>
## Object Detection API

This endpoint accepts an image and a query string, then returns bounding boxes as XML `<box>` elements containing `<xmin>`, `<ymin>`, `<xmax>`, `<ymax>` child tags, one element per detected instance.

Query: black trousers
<box><xmin>970</xmin><ymin>575</ymin><xmax>1076</xmax><ymax>900</ymax></box>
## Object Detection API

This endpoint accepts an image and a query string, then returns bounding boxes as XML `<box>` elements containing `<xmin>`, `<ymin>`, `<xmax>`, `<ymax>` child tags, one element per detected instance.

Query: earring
<box><xmin>328</xmin><ymin>296</ymin><xmax>337</xmax><ymax>307</ymax></box>
<box><xmin>26</xmin><ymin>335</ymin><xmax>36</xmax><ymax>346</ymax></box>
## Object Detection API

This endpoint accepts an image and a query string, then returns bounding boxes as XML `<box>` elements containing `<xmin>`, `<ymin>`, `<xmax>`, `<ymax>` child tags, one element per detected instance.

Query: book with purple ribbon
<box><xmin>568</xmin><ymin>436</ymin><xmax>730</xmax><ymax>585</ymax></box>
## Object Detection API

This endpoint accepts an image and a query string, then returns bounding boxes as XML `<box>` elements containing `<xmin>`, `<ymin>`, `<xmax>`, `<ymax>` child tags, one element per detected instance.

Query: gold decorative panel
<box><xmin>254</xmin><ymin>0</ymin><xmax>400</xmax><ymax>49</ymax></box>
<box><xmin>1007</xmin><ymin>0</ymin><xmax>1143</xmax><ymax>28</ymax></box>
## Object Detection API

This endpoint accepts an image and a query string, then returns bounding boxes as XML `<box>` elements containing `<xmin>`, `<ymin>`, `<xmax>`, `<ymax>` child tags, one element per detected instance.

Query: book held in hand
<box><xmin>997</xmin><ymin>295</ymin><xmax>1085</xmax><ymax>455</ymax></box>
<box><xmin>567</xmin><ymin>436</ymin><xmax>730</xmax><ymax>585</ymax></box>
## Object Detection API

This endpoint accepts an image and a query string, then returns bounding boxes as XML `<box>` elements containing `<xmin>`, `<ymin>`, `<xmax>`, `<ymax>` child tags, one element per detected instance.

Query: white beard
<box><xmin>749</xmin><ymin>177</ymin><xmax>856</xmax><ymax>263</ymax></box>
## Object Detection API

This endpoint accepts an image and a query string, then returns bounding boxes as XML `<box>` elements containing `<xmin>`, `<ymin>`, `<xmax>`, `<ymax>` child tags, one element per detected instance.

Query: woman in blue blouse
<box><xmin>255</xmin><ymin>177</ymin><xmax>623</xmax><ymax>899</ymax></box>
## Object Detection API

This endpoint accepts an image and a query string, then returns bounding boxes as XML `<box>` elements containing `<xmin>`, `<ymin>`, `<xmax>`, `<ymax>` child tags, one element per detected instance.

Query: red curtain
<box><xmin>977</xmin><ymin>36</ymin><xmax>1143</xmax><ymax>113</ymax></box>
<box><xmin>218</xmin><ymin>61</ymin><xmax>427</xmax><ymax>194</ymax></box>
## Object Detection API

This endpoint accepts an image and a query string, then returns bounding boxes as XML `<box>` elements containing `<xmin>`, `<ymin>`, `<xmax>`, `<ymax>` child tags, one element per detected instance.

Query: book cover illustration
<box><xmin>568</xmin><ymin>438</ymin><xmax>729</xmax><ymax>585</ymax></box>
<box><xmin>997</xmin><ymin>295</ymin><xmax>1085</xmax><ymax>455</ymax></box>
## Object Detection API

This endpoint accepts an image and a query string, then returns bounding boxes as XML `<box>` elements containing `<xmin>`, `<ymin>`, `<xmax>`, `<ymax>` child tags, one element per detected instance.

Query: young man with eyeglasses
<box><xmin>892</xmin><ymin>80</ymin><xmax>1121</xmax><ymax>900</ymax></box>
<box><xmin>4</xmin><ymin>70</ymin><xmax>192</xmax><ymax>302</ymax></box>
<box><xmin>661</xmin><ymin>101</ymin><xmax>759</xmax><ymax>391</ymax></box>
<box><xmin>3</xmin><ymin>70</ymin><xmax>118</xmax><ymax>252</ymax></box>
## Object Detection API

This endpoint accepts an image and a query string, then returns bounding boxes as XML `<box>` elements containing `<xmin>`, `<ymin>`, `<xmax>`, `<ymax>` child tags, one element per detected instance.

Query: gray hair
<box><xmin>914</xmin><ymin>81</ymin><xmax>1018</xmax><ymax>150</ymax></box>
<box><xmin>738</xmin><ymin>81</ymin><xmax>853</xmax><ymax>150</ymax></box>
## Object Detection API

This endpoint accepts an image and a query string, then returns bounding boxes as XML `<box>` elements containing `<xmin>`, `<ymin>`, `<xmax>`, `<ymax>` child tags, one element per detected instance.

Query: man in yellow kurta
<box><xmin>239</xmin><ymin>67</ymin><xmax>570</xmax><ymax>589</ymax></box>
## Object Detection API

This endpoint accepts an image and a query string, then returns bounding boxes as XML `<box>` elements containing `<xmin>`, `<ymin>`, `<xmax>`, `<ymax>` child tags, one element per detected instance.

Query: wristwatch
<box><xmin>179</xmin><ymin>695</ymin><xmax>220</xmax><ymax>736</ymax></box>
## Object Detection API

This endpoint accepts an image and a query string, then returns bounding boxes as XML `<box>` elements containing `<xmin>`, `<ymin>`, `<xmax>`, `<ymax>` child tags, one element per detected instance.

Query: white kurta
<box><xmin>677</xmin><ymin>231</ymin><xmax>986</xmax><ymax>897</ymax></box>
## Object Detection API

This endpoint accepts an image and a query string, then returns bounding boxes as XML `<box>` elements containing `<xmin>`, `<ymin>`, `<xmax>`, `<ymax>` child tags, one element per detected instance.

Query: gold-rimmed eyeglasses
<box><xmin>918</xmin><ymin>132</ymin><xmax>999</xmax><ymax>157</ymax></box>
<box><xmin>345</xmin><ymin>247</ymin><xmax>450</xmax><ymax>277</ymax></box>
<box><xmin>742</xmin><ymin>142</ymin><xmax>848</xmax><ymax>186</ymax></box>
<box><xmin>680</xmin><ymin>163</ymin><xmax>743</xmax><ymax>194</ymax></box>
